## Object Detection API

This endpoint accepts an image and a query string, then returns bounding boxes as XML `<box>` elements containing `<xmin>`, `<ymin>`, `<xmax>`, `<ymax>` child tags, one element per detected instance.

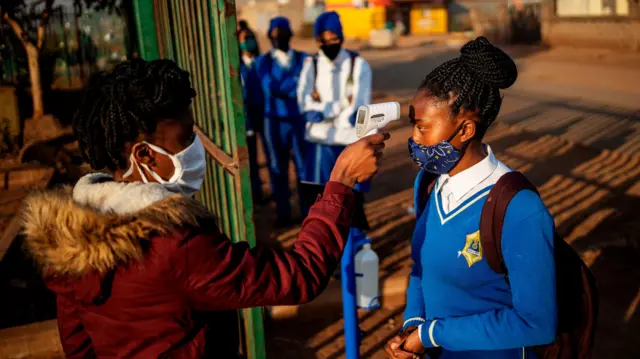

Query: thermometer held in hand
<box><xmin>355</xmin><ymin>102</ymin><xmax>402</xmax><ymax>138</ymax></box>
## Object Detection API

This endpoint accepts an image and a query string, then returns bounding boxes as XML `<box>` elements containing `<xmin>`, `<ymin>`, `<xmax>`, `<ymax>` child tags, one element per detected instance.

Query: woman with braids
<box><xmin>20</xmin><ymin>59</ymin><xmax>389</xmax><ymax>358</ymax></box>
<box><xmin>385</xmin><ymin>37</ymin><xmax>556</xmax><ymax>359</ymax></box>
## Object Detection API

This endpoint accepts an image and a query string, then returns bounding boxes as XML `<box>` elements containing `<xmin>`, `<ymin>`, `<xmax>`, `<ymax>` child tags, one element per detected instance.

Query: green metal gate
<box><xmin>132</xmin><ymin>0</ymin><xmax>265</xmax><ymax>358</ymax></box>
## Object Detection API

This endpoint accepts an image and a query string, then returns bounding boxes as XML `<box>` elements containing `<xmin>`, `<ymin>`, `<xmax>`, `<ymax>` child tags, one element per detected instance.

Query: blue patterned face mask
<box><xmin>408</xmin><ymin>122</ymin><xmax>469</xmax><ymax>175</ymax></box>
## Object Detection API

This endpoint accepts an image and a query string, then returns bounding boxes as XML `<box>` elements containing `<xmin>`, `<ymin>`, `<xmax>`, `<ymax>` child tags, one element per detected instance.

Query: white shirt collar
<box><xmin>436</xmin><ymin>144</ymin><xmax>498</xmax><ymax>201</ymax></box>
<box><xmin>271</xmin><ymin>49</ymin><xmax>294</xmax><ymax>68</ymax></box>
<box><xmin>242</xmin><ymin>54</ymin><xmax>254</xmax><ymax>67</ymax></box>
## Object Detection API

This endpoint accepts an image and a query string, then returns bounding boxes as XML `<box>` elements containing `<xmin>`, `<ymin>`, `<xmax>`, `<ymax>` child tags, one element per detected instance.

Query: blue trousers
<box><xmin>246</xmin><ymin>133</ymin><xmax>263</xmax><ymax>201</ymax></box>
<box><xmin>263</xmin><ymin>116</ymin><xmax>306</xmax><ymax>220</ymax></box>
<box><xmin>304</xmin><ymin>143</ymin><xmax>371</xmax><ymax>191</ymax></box>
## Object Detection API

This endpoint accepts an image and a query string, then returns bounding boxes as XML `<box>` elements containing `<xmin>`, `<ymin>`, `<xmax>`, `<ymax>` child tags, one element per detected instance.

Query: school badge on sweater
<box><xmin>459</xmin><ymin>230</ymin><xmax>483</xmax><ymax>267</ymax></box>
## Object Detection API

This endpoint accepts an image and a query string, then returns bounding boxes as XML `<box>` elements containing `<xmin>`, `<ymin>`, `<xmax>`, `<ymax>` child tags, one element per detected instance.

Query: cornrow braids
<box><xmin>419</xmin><ymin>36</ymin><xmax>517</xmax><ymax>136</ymax></box>
<box><xmin>72</xmin><ymin>59</ymin><xmax>196</xmax><ymax>171</ymax></box>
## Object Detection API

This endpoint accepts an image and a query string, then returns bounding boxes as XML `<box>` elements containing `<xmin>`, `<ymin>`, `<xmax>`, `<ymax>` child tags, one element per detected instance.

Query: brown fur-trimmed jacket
<box><xmin>22</xmin><ymin>173</ymin><xmax>355</xmax><ymax>358</ymax></box>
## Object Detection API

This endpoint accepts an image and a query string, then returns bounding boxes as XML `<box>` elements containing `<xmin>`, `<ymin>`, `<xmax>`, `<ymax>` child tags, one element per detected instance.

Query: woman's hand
<box><xmin>385</xmin><ymin>327</ymin><xmax>423</xmax><ymax>359</ymax></box>
<box><xmin>329</xmin><ymin>132</ymin><xmax>390</xmax><ymax>188</ymax></box>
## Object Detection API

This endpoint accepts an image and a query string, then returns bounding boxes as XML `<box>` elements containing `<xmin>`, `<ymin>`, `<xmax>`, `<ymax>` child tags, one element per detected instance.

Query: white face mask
<box><xmin>123</xmin><ymin>135</ymin><xmax>206</xmax><ymax>197</ymax></box>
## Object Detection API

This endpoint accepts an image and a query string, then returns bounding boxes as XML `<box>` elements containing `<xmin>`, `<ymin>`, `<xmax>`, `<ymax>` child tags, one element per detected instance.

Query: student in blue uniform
<box><xmin>238</xmin><ymin>26</ymin><xmax>266</xmax><ymax>203</ymax></box>
<box><xmin>386</xmin><ymin>37</ymin><xmax>557</xmax><ymax>359</ymax></box>
<box><xmin>297</xmin><ymin>11</ymin><xmax>372</xmax><ymax>200</ymax></box>
<box><xmin>256</xmin><ymin>17</ymin><xmax>307</xmax><ymax>226</ymax></box>
<box><xmin>238</xmin><ymin>19</ymin><xmax>261</xmax><ymax>55</ymax></box>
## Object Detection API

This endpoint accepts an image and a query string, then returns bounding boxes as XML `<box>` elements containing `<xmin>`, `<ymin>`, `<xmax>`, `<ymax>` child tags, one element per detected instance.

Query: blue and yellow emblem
<box><xmin>460</xmin><ymin>230</ymin><xmax>483</xmax><ymax>267</ymax></box>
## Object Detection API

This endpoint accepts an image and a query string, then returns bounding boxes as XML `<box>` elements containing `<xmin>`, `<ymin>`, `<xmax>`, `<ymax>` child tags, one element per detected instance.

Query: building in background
<box><xmin>448</xmin><ymin>0</ymin><xmax>508</xmax><ymax>32</ymax></box>
<box><xmin>541</xmin><ymin>0</ymin><xmax>640</xmax><ymax>50</ymax></box>
<box><xmin>237</xmin><ymin>0</ymin><xmax>314</xmax><ymax>38</ymax></box>
<box><xmin>324</xmin><ymin>0</ymin><xmax>448</xmax><ymax>39</ymax></box>
<box><xmin>405</xmin><ymin>0</ymin><xmax>449</xmax><ymax>35</ymax></box>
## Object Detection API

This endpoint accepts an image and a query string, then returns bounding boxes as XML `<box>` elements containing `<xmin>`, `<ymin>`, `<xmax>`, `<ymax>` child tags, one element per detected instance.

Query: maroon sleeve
<box><xmin>171</xmin><ymin>181</ymin><xmax>354</xmax><ymax>310</ymax></box>
<box><xmin>56</xmin><ymin>295</ymin><xmax>95</xmax><ymax>359</ymax></box>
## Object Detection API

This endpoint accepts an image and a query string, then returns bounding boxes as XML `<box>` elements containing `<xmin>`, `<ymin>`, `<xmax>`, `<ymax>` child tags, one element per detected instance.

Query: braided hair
<box><xmin>73</xmin><ymin>59</ymin><xmax>196</xmax><ymax>171</ymax></box>
<box><xmin>420</xmin><ymin>36</ymin><xmax>517</xmax><ymax>136</ymax></box>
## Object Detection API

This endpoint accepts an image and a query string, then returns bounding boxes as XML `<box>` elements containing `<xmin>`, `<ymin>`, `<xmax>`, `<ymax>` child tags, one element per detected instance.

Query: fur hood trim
<box><xmin>21</xmin><ymin>185</ymin><xmax>212</xmax><ymax>277</ymax></box>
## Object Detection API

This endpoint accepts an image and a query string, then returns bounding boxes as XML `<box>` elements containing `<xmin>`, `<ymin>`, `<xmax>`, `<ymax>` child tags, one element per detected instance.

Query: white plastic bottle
<box><xmin>355</xmin><ymin>243</ymin><xmax>380</xmax><ymax>310</ymax></box>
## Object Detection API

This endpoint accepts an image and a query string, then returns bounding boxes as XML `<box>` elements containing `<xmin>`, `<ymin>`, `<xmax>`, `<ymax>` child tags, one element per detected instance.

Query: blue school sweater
<box><xmin>240</xmin><ymin>61</ymin><xmax>264</xmax><ymax>133</ymax></box>
<box><xmin>403</xmin><ymin>170</ymin><xmax>557</xmax><ymax>359</ymax></box>
<box><xmin>255</xmin><ymin>51</ymin><xmax>307</xmax><ymax>119</ymax></box>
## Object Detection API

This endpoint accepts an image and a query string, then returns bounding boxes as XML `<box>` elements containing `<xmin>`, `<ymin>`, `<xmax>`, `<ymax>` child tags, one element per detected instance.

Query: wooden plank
<box><xmin>0</xmin><ymin>163</ymin><xmax>49</xmax><ymax>173</ymax></box>
<box><xmin>195</xmin><ymin>125</ymin><xmax>238</xmax><ymax>176</ymax></box>
<box><xmin>0</xmin><ymin>319</ymin><xmax>63</xmax><ymax>359</ymax></box>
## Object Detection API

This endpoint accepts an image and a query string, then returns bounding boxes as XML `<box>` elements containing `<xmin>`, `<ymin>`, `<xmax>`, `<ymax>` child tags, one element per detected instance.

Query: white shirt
<box><xmin>436</xmin><ymin>144</ymin><xmax>511</xmax><ymax>214</ymax></box>
<box><xmin>242</xmin><ymin>54</ymin><xmax>255</xmax><ymax>67</ymax></box>
<box><xmin>297</xmin><ymin>48</ymin><xmax>372</xmax><ymax>129</ymax></box>
<box><xmin>271</xmin><ymin>49</ymin><xmax>294</xmax><ymax>69</ymax></box>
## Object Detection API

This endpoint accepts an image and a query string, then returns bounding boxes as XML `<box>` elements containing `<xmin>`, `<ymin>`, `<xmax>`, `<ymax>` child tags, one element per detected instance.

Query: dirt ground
<box><xmin>255</xmin><ymin>38</ymin><xmax>640</xmax><ymax>359</ymax></box>
<box><xmin>1</xmin><ymin>36</ymin><xmax>639</xmax><ymax>358</ymax></box>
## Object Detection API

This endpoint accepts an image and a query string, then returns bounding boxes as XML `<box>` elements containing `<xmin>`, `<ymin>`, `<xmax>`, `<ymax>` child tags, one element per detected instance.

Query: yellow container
<box><xmin>325</xmin><ymin>1</ymin><xmax>387</xmax><ymax>39</ymax></box>
<box><xmin>410</xmin><ymin>4</ymin><xmax>448</xmax><ymax>35</ymax></box>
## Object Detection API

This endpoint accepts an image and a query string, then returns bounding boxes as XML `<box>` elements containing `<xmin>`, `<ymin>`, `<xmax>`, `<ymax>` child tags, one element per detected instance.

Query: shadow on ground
<box><xmin>261</xmin><ymin>94</ymin><xmax>640</xmax><ymax>358</ymax></box>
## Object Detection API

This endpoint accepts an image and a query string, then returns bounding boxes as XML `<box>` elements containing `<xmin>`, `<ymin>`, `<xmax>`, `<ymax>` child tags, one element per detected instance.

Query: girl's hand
<box><xmin>385</xmin><ymin>327</ymin><xmax>422</xmax><ymax>359</ymax></box>
<box><xmin>312</xmin><ymin>91</ymin><xmax>321</xmax><ymax>102</ymax></box>
<box><xmin>403</xmin><ymin>329</ymin><xmax>426</xmax><ymax>355</ymax></box>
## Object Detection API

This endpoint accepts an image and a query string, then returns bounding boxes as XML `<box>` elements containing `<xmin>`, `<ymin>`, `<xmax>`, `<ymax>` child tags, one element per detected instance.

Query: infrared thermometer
<box><xmin>355</xmin><ymin>102</ymin><xmax>402</xmax><ymax>138</ymax></box>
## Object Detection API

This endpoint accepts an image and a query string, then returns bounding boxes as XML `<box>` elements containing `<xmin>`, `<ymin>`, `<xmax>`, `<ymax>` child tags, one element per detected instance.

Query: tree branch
<box><xmin>2</xmin><ymin>12</ymin><xmax>30</xmax><ymax>48</ymax></box>
<box><xmin>36</xmin><ymin>21</ymin><xmax>45</xmax><ymax>49</ymax></box>
<box><xmin>37</xmin><ymin>0</ymin><xmax>54</xmax><ymax>50</ymax></box>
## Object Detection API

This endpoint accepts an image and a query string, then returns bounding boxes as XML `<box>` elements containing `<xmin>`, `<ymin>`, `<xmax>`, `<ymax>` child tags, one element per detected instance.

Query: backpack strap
<box><xmin>347</xmin><ymin>50</ymin><xmax>358</xmax><ymax>84</ymax></box>
<box><xmin>480</xmin><ymin>171</ymin><xmax>539</xmax><ymax>276</ymax></box>
<box><xmin>312</xmin><ymin>54</ymin><xmax>318</xmax><ymax>93</ymax></box>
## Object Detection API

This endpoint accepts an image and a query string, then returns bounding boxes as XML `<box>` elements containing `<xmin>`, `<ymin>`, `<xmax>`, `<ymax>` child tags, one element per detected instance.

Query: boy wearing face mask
<box><xmin>255</xmin><ymin>17</ymin><xmax>308</xmax><ymax>227</ymax></box>
<box><xmin>21</xmin><ymin>59</ymin><xmax>390</xmax><ymax>359</ymax></box>
<box><xmin>239</xmin><ymin>26</ymin><xmax>267</xmax><ymax>203</ymax></box>
<box><xmin>297</xmin><ymin>11</ymin><xmax>373</xmax><ymax>203</ymax></box>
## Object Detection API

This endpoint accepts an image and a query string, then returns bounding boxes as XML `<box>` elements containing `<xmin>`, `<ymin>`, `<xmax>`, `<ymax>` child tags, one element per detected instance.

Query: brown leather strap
<box><xmin>480</xmin><ymin>172</ymin><xmax>539</xmax><ymax>275</ymax></box>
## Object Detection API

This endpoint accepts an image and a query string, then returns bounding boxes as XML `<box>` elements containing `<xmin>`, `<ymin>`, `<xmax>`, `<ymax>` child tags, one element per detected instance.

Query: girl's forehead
<box><xmin>410</xmin><ymin>95</ymin><xmax>449</xmax><ymax>119</ymax></box>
